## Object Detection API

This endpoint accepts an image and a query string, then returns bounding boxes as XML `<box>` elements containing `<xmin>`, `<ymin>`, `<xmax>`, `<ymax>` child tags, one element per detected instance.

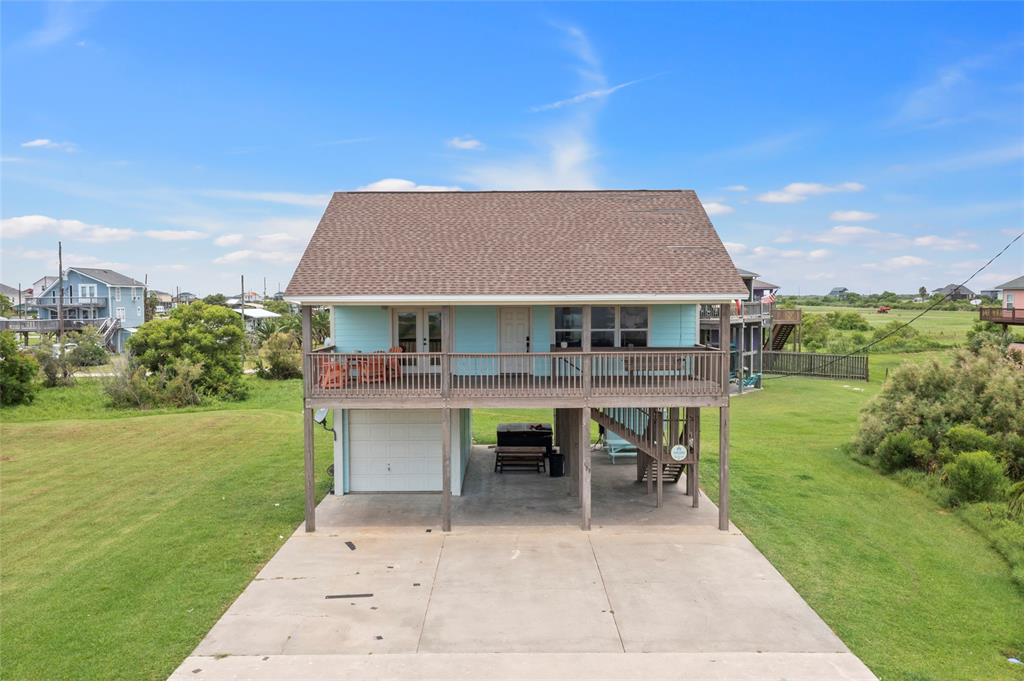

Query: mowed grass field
<box><xmin>803</xmin><ymin>305</ymin><xmax>980</xmax><ymax>347</ymax></box>
<box><xmin>2</xmin><ymin>354</ymin><xmax>1022</xmax><ymax>680</ymax></box>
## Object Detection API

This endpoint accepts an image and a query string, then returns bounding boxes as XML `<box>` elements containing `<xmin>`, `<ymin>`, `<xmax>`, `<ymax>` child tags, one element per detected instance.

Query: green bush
<box><xmin>0</xmin><ymin>331</ymin><xmax>38</xmax><ymax>406</ymax></box>
<box><xmin>876</xmin><ymin>431</ymin><xmax>932</xmax><ymax>473</ymax></box>
<box><xmin>256</xmin><ymin>331</ymin><xmax>302</xmax><ymax>379</ymax></box>
<box><xmin>128</xmin><ymin>301</ymin><xmax>248</xmax><ymax>400</ymax></box>
<box><xmin>945</xmin><ymin>424</ymin><xmax>998</xmax><ymax>455</ymax></box>
<box><xmin>943</xmin><ymin>451</ymin><xmax>1007</xmax><ymax>505</ymax></box>
<box><xmin>104</xmin><ymin>358</ymin><xmax>203</xmax><ymax>409</ymax></box>
<box><xmin>825</xmin><ymin>310</ymin><xmax>871</xmax><ymax>331</ymax></box>
<box><xmin>32</xmin><ymin>347</ymin><xmax>76</xmax><ymax>388</ymax></box>
<box><xmin>868</xmin><ymin>321</ymin><xmax>942</xmax><ymax>353</ymax></box>
<box><xmin>67</xmin><ymin>327</ymin><xmax>109</xmax><ymax>367</ymax></box>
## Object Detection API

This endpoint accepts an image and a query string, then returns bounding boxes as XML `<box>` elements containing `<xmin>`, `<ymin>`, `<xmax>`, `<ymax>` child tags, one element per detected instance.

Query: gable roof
<box><xmin>752</xmin><ymin>278</ymin><xmax>779</xmax><ymax>290</ymax></box>
<box><xmin>995</xmin><ymin>275</ymin><xmax>1024</xmax><ymax>290</ymax></box>
<box><xmin>286</xmin><ymin>190</ymin><xmax>747</xmax><ymax>302</ymax></box>
<box><xmin>0</xmin><ymin>283</ymin><xmax>25</xmax><ymax>299</ymax></box>
<box><xmin>72</xmin><ymin>268</ymin><xmax>145</xmax><ymax>287</ymax></box>
<box><xmin>931</xmin><ymin>283</ymin><xmax>975</xmax><ymax>295</ymax></box>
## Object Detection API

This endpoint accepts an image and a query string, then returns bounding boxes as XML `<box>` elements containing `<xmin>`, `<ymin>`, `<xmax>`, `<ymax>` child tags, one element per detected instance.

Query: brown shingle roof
<box><xmin>286</xmin><ymin>190</ymin><xmax>747</xmax><ymax>300</ymax></box>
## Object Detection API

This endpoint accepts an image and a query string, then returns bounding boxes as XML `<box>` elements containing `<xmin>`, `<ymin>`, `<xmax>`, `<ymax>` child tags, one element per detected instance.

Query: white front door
<box><xmin>395</xmin><ymin>307</ymin><xmax>442</xmax><ymax>372</ymax></box>
<box><xmin>347</xmin><ymin>410</ymin><xmax>442</xmax><ymax>492</ymax></box>
<box><xmin>115</xmin><ymin>307</ymin><xmax>126</xmax><ymax>322</ymax></box>
<box><xmin>499</xmin><ymin>307</ymin><xmax>530</xmax><ymax>373</ymax></box>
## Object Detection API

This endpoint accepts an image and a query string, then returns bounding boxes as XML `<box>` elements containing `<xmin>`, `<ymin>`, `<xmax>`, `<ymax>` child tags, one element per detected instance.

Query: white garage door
<box><xmin>348</xmin><ymin>409</ymin><xmax>442</xmax><ymax>492</ymax></box>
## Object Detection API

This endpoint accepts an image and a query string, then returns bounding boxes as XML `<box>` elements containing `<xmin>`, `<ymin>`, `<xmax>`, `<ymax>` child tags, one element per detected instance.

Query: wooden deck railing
<box><xmin>980</xmin><ymin>307</ymin><xmax>1024</xmax><ymax>324</ymax></box>
<box><xmin>304</xmin><ymin>349</ymin><xmax>728</xmax><ymax>403</ymax></box>
<box><xmin>771</xmin><ymin>308</ymin><xmax>802</xmax><ymax>324</ymax></box>
<box><xmin>700</xmin><ymin>301</ymin><xmax>775</xmax><ymax>321</ymax></box>
<box><xmin>0</xmin><ymin>318</ymin><xmax>100</xmax><ymax>333</ymax></box>
<box><xmin>763</xmin><ymin>351</ymin><xmax>868</xmax><ymax>381</ymax></box>
<box><xmin>26</xmin><ymin>296</ymin><xmax>108</xmax><ymax>307</ymax></box>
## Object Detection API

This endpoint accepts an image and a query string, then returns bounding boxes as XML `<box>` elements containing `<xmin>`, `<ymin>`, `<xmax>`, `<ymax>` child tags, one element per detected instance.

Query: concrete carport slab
<box><xmin>171</xmin><ymin>449</ymin><xmax>877</xmax><ymax>680</ymax></box>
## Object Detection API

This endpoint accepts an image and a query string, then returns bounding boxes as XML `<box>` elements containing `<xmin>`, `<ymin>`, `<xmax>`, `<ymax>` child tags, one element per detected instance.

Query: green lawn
<box><xmin>2</xmin><ymin>363</ymin><xmax>1022</xmax><ymax>680</ymax></box>
<box><xmin>803</xmin><ymin>305</ymin><xmax>980</xmax><ymax>348</ymax></box>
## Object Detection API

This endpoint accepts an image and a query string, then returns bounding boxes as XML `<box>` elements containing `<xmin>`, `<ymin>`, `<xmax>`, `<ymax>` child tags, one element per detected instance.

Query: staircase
<box><xmin>640</xmin><ymin>461</ymin><xmax>685</xmax><ymax>484</ymax></box>
<box><xmin>592</xmin><ymin>407</ymin><xmax>685</xmax><ymax>486</ymax></box>
<box><xmin>97</xmin><ymin>317</ymin><xmax>120</xmax><ymax>351</ymax></box>
<box><xmin>769</xmin><ymin>323</ymin><xmax>794</xmax><ymax>350</ymax></box>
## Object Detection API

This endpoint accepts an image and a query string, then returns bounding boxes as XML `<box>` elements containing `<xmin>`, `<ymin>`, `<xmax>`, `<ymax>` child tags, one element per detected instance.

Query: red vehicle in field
<box><xmin>877</xmin><ymin>305</ymin><xmax>891</xmax><ymax>314</ymax></box>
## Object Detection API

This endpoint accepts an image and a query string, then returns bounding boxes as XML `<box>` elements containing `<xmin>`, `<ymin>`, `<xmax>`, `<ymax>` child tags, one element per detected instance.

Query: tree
<box><xmin>0</xmin><ymin>331</ymin><xmax>38</xmax><ymax>406</ymax></box>
<box><xmin>202</xmin><ymin>293</ymin><xmax>228</xmax><ymax>306</ymax></box>
<box><xmin>145</xmin><ymin>291</ymin><xmax>158</xmax><ymax>321</ymax></box>
<box><xmin>262</xmin><ymin>299</ymin><xmax>293</xmax><ymax>316</ymax></box>
<box><xmin>128</xmin><ymin>301</ymin><xmax>247</xmax><ymax>399</ymax></box>
<box><xmin>256</xmin><ymin>331</ymin><xmax>302</xmax><ymax>379</ymax></box>
<box><xmin>918</xmin><ymin>286</ymin><xmax>928</xmax><ymax>299</ymax></box>
<box><xmin>68</xmin><ymin>326</ymin><xmax>109</xmax><ymax>367</ymax></box>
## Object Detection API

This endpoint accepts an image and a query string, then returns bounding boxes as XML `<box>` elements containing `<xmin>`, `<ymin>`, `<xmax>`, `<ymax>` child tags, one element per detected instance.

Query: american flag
<box><xmin>761</xmin><ymin>290</ymin><xmax>777</xmax><ymax>305</ymax></box>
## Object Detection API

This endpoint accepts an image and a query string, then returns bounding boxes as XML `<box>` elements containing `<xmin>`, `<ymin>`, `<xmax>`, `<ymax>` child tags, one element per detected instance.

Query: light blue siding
<box><xmin>453</xmin><ymin>306</ymin><xmax>498</xmax><ymax>375</ymax></box>
<box><xmin>649</xmin><ymin>304</ymin><xmax>698</xmax><ymax>347</ymax></box>
<box><xmin>333</xmin><ymin>306</ymin><xmax>391</xmax><ymax>352</ymax></box>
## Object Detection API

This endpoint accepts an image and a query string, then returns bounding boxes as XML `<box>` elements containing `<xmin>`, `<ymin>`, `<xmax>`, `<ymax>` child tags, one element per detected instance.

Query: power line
<box><xmin>761</xmin><ymin>230</ymin><xmax>1023</xmax><ymax>382</ymax></box>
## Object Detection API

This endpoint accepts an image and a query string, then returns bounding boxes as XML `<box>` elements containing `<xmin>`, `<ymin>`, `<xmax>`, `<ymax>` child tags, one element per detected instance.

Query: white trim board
<box><xmin>286</xmin><ymin>293</ymin><xmax>746</xmax><ymax>306</ymax></box>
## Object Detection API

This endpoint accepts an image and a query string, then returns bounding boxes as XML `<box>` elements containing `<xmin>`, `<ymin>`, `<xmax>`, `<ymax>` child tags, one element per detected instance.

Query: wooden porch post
<box><xmin>581</xmin><ymin>305</ymin><xmax>592</xmax><ymax>398</ymax></box>
<box><xmin>442</xmin><ymin>407</ymin><xmax>452</xmax><ymax>532</ymax></box>
<box><xmin>441</xmin><ymin>306</ymin><xmax>451</xmax><ymax>399</ymax></box>
<box><xmin>718</xmin><ymin>303</ymin><xmax>731</xmax><ymax>531</ymax></box>
<box><xmin>738</xmin><ymin>321</ymin><xmax>745</xmax><ymax>394</ymax></box>
<box><xmin>301</xmin><ymin>304</ymin><xmax>316</xmax><ymax>533</ymax></box>
<box><xmin>655</xmin><ymin>409</ymin><xmax>664</xmax><ymax>508</ymax></box>
<box><xmin>580</xmin><ymin>407</ymin><xmax>591</xmax><ymax>531</ymax></box>
<box><xmin>691</xmin><ymin>407</ymin><xmax>701</xmax><ymax>509</ymax></box>
<box><xmin>568</xmin><ymin>408</ymin><xmax>579</xmax><ymax>499</ymax></box>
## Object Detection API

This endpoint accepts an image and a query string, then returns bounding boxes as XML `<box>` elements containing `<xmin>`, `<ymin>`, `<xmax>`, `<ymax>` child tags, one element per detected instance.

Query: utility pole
<box><xmin>240</xmin><ymin>274</ymin><xmax>246</xmax><ymax>369</ymax></box>
<box><xmin>263</xmin><ymin>277</ymin><xmax>267</xmax><ymax>300</ymax></box>
<box><xmin>57</xmin><ymin>241</ymin><xmax>64</xmax><ymax>351</ymax></box>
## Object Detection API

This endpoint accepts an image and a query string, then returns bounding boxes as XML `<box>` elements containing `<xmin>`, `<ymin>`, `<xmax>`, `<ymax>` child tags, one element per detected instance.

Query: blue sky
<box><xmin>2</xmin><ymin>2</ymin><xmax>1022</xmax><ymax>297</ymax></box>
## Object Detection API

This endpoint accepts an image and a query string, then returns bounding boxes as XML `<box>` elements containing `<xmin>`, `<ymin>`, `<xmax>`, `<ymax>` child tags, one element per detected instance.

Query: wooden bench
<box><xmin>494</xmin><ymin>445</ymin><xmax>550</xmax><ymax>473</ymax></box>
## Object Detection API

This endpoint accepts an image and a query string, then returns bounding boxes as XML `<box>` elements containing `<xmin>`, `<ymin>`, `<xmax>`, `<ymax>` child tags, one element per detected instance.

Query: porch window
<box><xmin>554</xmin><ymin>307</ymin><xmax>582</xmax><ymax>348</ymax></box>
<box><xmin>554</xmin><ymin>306</ymin><xmax>649</xmax><ymax>348</ymax></box>
<box><xmin>113</xmin><ymin>287</ymin><xmax>121</xmax><ymax>302</ymax></box>
<box><xmin>78</xmin><ymin>284</ymin><xmax>97</xmax><ymax>299</ymax></box>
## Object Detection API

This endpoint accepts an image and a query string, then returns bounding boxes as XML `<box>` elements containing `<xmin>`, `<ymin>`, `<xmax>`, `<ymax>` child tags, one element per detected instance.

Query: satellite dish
<box><xmin>313</xmin><ymin>408</ymin><xmax>329</xmax><ymax>424</ymax></box>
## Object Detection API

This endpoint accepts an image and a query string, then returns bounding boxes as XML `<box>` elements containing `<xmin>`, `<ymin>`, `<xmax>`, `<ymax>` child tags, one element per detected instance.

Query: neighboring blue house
<box><xmin>31</xmin><ymin>267</ymin><xmax>147</xmax><ymax>352</ymax></box>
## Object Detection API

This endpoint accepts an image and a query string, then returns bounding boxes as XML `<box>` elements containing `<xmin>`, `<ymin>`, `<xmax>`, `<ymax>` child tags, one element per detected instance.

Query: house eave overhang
<box><xmin>284</xmin><ymin>292</ymin><xmax>749</xmax><ymax>306</ymax></box>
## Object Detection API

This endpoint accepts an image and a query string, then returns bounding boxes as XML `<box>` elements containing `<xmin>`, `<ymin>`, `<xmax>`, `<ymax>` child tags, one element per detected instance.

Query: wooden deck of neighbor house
<box><xmin>980</xmin><ymin>306</ymin><xmax>1024</xmax><ymax>326</ymax></box>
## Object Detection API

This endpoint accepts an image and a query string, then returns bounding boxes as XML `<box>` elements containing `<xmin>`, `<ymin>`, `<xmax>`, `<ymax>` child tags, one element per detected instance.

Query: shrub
<box><xmin>33</xmin><ymin>347</ymin><xmax>76</xmax><ymax>388</ymax></box>
<box><xmin>800</xmin><ymin>313</ymin><xmax>832</xmax><ymax>352</ymax></box>
<box><xmin>868</xmin><ymin>321</ymin><xmax>941</xmax><ymax>353</ymax></box>
<box><xmin>1000</xmin><ymin>434</ymin><xmax>1024</xmax><ymax>481</ymax></box>
<box><xmin>825</xmin><ymin>310</ymin><xmax>871</xmax><ymax>331</ymax></box>
<box><xmin>256</xmin><ymin>331</ymin><xmax>302</xmax><ymax>379</ymax></box>
<box><xmin>104</xmin><ymin>357</ymin><xmax>203</xmax><ymax>409</ymax></box>
<box><xmin>128</xmin><ymin>301</ymin><xmax>248</xmax><ymax>400</ymax></box>
<box><xmin>876</xmin><ymin>430</ymin><xmax>932</xmax><ymax>473</ymax></box>
<box><xmin>0</xmin><ymin>331</ymin><xmax>38</xmax><ymax>406</ymax></box>
<box><xmin>945</xmin><ymin>424</ymin><xmax>998</xmax><ymax>455</ymax></box>
<box><xmin>943</xmin><ymin>451</ymin><xmax>1007</xmax><ymax>505</ymax></box>
<box><xmin>67</xmin><ymin>327</ymin><xmax>109</xmax><ymax>367</ymax></box>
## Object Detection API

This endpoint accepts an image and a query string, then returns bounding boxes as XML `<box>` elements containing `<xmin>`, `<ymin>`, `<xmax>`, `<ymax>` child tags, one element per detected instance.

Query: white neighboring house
<box><xmin>233</xmin><ymin>305</ymin><xmax>280</xmax><ymax>332</ymax></box>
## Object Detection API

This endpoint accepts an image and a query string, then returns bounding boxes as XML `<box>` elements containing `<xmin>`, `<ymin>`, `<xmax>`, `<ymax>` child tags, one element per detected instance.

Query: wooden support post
<box><xmin>301</xmin><ymin>305</ymin><xmax>316</xmax><ymax>533</ymax></box>
<box><xmin>655</xmin><ymin>409</ymin><xmax>664</xmax><ymax>508</ymax></box>
<box><xmin>440</xmin><ymin>306</ymin><xmax>451</xmax><ymax>398</ymax></box>
<box><xmin>580</xmin><ymin>407</ymin><xmax>591</xmax><ymax>531</ymax></box>
<box><xmin>718</xmin><ymin>404</ymin><xmax>729</xmax><ymax>530</ymax></box>
<box><xmin>719</xmin><ymin>303</ymin><xmax>731</xmax><ymax>392</ymax></box>
<box><xmin>692</xmin><ymin>407</ymin><xmax>701</xmax><ymax>509</ymax></box>
<box><xmin>442</xmin><ymin>407</ymin><xmax>452</xmax><ymax>532</ymax></box>
<box><xmin>568</xmin><ymin>408</ymin><xmax>579</xmax><ymax>498</ymax></box>
<box><xmin>738</xmin><ymin>322</ymin><xmax>745</xmax><ymax>394</ymax></box>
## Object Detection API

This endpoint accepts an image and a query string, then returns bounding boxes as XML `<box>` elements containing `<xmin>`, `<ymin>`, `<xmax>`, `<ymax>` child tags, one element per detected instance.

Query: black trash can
<box><xmin>548</xmin><ymin>450</ymin><xmax>565</xmax><ymax>478</ymax></box>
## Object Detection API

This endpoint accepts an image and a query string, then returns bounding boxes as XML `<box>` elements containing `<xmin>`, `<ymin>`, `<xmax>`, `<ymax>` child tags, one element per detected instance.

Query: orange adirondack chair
<box><xmin>318</xmin><ymin>360</ymin><xmax>348</xmax><ymax>389</ymax></box>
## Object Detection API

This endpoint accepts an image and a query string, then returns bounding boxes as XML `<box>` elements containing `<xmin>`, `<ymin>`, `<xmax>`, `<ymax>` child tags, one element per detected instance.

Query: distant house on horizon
<box><xmin>827</xmin><ymin>286</ymin><xmax>849</xmax><ymax>298</ymax></box>
<box><xmin>931</xmin><ymin>283</ymin><xmax>975</xmax><ymax>301</ymax></box>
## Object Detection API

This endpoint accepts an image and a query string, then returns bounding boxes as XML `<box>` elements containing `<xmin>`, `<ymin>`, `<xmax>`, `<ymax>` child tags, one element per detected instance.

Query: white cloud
<box><xmin>16</xmin><ymin>248</ymin><xmax>130</xmax><ymax>271</ymax></box>
<box><xmin>214</xmin><ymin>234</ymin><xmax>244</xmax><ymax>246</ymax></box>
<box><xmin>0</xmin><ymin>215</ymin><xmax>134</xmax><ymax>242</ymax></box>
<box><xmin>357</xmin><ymin>178</ymin><xmax>461</xmax><ymax>192</ymax></box>
<box><xmin>830</xmin><ymin>210</ymin><xmax>878</xmax><ymax>222</ymax></box>
<box><xmin>757</xmin><ymin>182</ymin><xmax>865</xmax><ymax>204</ymax></box>
<box><xmin>447</xmin><ymin>136</ymin><xmax>484</xmax><ymax>150</ymax></box>
<box><xmin>702</xmin><ymin>201</ymin><xmax>734</xmax><ymax>216</ymax></box>
<box><xmin>750</xmin><ymin>246</ymin><xmax>831</xmax><ymax>261</ymax></box>
<box><xmin>814</xmin><ymin>225</ymin><xmax>881</xmax><ymax>244</ymax></box>
<box><xmin>864</xmin><ymin>255</ymin><xmax>929</xmax><ymax>270</ymax></box>
<box><xmin>200</xmin><ymin>189</ymin><xmax>331</xmax><ymax>207</ymax></box>
<box><xmin>144</xmin><ymin>230</ymin><xmax>206</xmax><ymax>241</ymax></box>
<box><xmin>154</xmin><ymin>263</ymin><xmax>188</xmax><ymax>272</ymax></box>
<box><xmin>21</xmin><ymin>138</ymin><xmax>77</xmax><ymax>152</ymax></box>
<box><xmin>912</xmin><ymin>235</ymin><xmax>977</xmax><ymax>251</ymax></box>
<box><xmin>723</xmin><ymin>242</ymin><xmax>747</xmax><ymax>255</ymax></box>
<box><xmin>530</xmin><ymin>77</ymin><xmax>652</xmax><ymax>112</ymax></box>
<box><xmin>213</xmin><ymin>250</ymin><xmax>300</xmax><ymax>265</ymax></box>
<box><xmin>725</xmin><ymin>185</ymin><xmax>748</xmax><ymax>192</ymax></box>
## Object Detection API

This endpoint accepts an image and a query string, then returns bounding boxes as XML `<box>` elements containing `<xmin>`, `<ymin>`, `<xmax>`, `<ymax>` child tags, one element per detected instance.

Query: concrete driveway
<box><xmin>170</xmin><ymin>448</ymin><xmax>876</xmax><ymax>680</ymax></box>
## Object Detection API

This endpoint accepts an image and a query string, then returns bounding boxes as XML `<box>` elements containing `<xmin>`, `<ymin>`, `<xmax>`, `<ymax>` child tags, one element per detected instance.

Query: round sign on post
<box><xmin>670</xmin><ymin>444</ymin><xmax>687</xmax><ymax>461</ymax></box>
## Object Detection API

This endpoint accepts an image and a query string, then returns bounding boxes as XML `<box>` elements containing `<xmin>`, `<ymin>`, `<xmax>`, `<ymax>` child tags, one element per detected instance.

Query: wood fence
<box><xmin>763</xmin><ymin>351</ymin><xmax>869</xmax><ymax>381</ymax></box>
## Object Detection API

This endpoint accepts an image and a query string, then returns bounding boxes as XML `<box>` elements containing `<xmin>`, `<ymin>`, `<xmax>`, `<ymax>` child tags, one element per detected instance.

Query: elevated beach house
<box><xmin>17</xmin><ymin>267</ymin><xmax>146</xmax><ymax>351</ymax></box>
<box><xmin>286</xmin><ymin>190</ymin><xmax>747</xmax><ymax>532</ymax></box>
